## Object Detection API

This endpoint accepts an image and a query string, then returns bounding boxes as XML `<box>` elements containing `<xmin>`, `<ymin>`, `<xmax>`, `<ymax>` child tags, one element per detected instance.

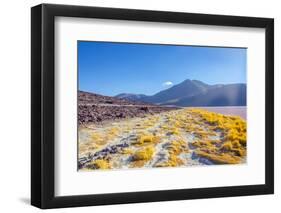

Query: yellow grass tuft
<box><xmin>167</xmin><ymin>140</ymin><xmax>188</xmax><ymax>155</ymax></box>
<box><xmin>87</xmin><ymin>159</ymin><xmax>111</xmax><ymax>170</ymax></box>
<box><xmin>91</xmin><ymin>132</ymin><xmax>106</xmax><ymax>145</ymax></box>
<box><xmin>185</xmin><ymin>109</ymin><xmax>247</xmax><ymax>165</ymax></box>
<box><xmin>108</xmin><ymin>127</ymin><xmax>120</xmax><ymax>137</ymax></box>
<box><xmin>164</xmin><ymin>154</ymin><xmax>184</xmax><ymax>167</ymax></box>
<box><xmin>130</xmin><ymin>146</ymin><xmax>155</xmax><ymax>168</ymax></box>
<box><xmin>168</xmin><ymin>127</ymin><xmax>180</xmax><ymax>135</ymax></box>
<box><xmin>134</xmin><ymin>134</ymin><xmax>161</xmax><ymax>145</ymax></box>
<box><xmin>132</xmin><ymin>146</ymin><xmax>155</xmax><ymax>161</ymax></box>
<box><xmin>220</xmin><ymin>141</ymin><xmax>233</xmax><ymax>151</ymax></box>
<box><xmin>120</xmin><ymin>148</ymin><xmax>134</xmax><ymax>155</ymax></box>
<box><xmin>196</xmin><ymin>150</ymin><xmax>241</xmax><ymax>164</ymax></box>
<box><xmin>156</xmin><ymin>154</ymin><xmax>184</xmax><ymax>167</ymax></box>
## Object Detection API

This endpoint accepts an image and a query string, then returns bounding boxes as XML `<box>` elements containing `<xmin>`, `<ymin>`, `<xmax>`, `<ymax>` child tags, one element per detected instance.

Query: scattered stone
<box><xmin>78</xmin><ymin>91</ymin><xmax>178</xmax><ymax>125</ymax></box>
<box><xmin>199</xmin><ymin>157</ymin><xmax>214</xmax><ymax>165</ymax></box>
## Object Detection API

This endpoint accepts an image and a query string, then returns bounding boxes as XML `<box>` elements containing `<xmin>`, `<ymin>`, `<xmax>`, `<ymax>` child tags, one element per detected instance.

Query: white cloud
<box><xmin>162</xmin><ymin>81</ymin><xmax>173</xmax><ymax>87</ymax></box>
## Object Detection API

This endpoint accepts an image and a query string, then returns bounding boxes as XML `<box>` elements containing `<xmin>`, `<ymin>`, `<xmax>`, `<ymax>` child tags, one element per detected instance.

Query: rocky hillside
<box><xmin>78</xmin><ymin>91</ymin><xmax>178</xmax><ymax>125</ymax></box>
<box><xmin>79</xmin><ymin>91</ymin><xmax>149</xmax><ymax>106</ymax></box>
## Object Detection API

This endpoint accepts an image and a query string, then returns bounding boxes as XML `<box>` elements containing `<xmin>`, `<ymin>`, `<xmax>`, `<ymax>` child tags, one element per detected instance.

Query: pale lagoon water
<box><xmin>191</xmin><ymin>106</ymin><xmax>246</xmax><ymax>120</ymax></box>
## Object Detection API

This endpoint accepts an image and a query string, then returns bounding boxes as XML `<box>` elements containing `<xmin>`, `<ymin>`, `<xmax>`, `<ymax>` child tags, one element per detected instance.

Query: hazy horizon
<box><xmin>79</xmin><ymin>79</ymin><xmax>247</xmax><ymax>97</ymax></box>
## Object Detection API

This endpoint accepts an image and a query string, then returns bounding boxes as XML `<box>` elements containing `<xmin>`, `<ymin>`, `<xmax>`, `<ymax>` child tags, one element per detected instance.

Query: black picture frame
<box><xmin>31</xmin><ymin>3</ymin><xmax>274</xmax><ymax>209</ymax></box>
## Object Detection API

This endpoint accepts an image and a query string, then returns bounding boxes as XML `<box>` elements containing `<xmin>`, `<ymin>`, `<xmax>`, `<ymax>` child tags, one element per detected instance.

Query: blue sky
<box><xmin>78</xmin><ymin>41</ymin><xmax>246</xmax><ymax>96</ymax></box>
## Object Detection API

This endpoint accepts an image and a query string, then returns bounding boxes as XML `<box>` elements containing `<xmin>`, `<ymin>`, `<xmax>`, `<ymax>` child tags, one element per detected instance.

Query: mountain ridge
<box><xmin>115</xmin><ymin>79</ymin><xmax>246</xmax><ymax>107</ymax></box>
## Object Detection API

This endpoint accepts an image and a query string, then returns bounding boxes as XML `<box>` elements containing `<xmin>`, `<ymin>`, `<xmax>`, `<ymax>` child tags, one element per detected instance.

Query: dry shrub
<box><xmin>156</xmin><ymin>154</ymin><xmax>184</xmax><ymax>167</ymax></box>
<box><xmin>192</xmin><ymin>140</ymin><xmax>213</xmax><ymax>149</ymax></box>
<box><xmin>232</xmin><ymin>148</ymin><xmax>246</xmax><ymax>157</ymax></box>
<box><xmin>108</xmin><ymin>127</ymin><xmax>120</xmax><ymax>136</ymax></box>
<box><xmin>196</xmin><ymin>150</ymin><xmax>241</xmax><ymax>164</ymax></box>
<box><xmin>132</xmin><ymin>146</ymin><xmax>155</xmax><ymax>161</ymax></box>
<box><xmin>188</xmin><ymin>109</ymin><xmax>247</xmax><ymax>164</ymax></box>
<box><xmin>130</xmin><ymin>146</ymin><xmax>155</xmax><ymax>168</ymax></box>
<box><xmin>91</xmin><ymin>132</ymin><xmax>106</xmax><ymax>145</ymax></box>
<box><xmin>168</xmin><ymin>127</ymin><xmax>180</xmax><ymax>135</ymax></box>
<box><xmin>220</xmin><ymin>141</ymin><xmax>233</xmax><ymax>151</ymax></box>
<box><xmin>87</xmin><ymin>159</ymin><xmax>111</xmax><ymax>170</ymax></box>
<box><xmin>167</xmin><ymin>140</ymin><xmax>188</xmax><ymax>155</ymax></box>
<box><xmin>134</xmin><ymin>134</ymin><xmax>160</xmax><ymax>145</ymax></box>
<box><xmin>231</xmin><ymin>140</ymin><xmax>241</xmax><ymax>148</ymax></box>
<box><xmin>130</xmin><ymin>160</ymin><xmax>147</xmax><ymax>168</ymax></box>
<box><xmin>120</xmin><ymin>148</ymin><xmax>134</xmax><ymax>155</ymax></box>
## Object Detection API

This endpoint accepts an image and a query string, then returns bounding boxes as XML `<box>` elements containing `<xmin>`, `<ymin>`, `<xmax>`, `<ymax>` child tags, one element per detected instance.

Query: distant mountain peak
<box><xmin>114</xmin><ymin>79</ymin><xmax>246</xmax><ymax>107</ymax></box>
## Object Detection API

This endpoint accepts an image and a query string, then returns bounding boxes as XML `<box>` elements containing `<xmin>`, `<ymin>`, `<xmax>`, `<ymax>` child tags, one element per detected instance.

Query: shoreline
<box><xmin>79</xmin><ymin>105</ymin><xmax>247</xmax><ymax>126</ymax></box>
<box><xmin>189</xmin><ymin>106</ymin><xmax>247</xmax><ymax>120</ymax></box>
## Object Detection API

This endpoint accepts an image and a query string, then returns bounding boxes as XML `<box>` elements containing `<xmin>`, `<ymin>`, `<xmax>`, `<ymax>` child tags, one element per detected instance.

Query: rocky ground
<box><xmin>78</xmin><ymin>91</ymin><xmax>178</xmax><ymax>124</ymax></box>
<box><xmin>78</xmin><ymin>108</ymin><xmax>247</xmax><ymax>171</ymax></box>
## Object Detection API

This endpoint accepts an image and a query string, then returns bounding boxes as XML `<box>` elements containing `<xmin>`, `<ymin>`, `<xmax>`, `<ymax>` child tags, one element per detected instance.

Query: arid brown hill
<box><xmin>79</xmin><ymin>91</ymin><xmax>151</xmax><ymax>106</ymax></box>
<box><xmin>78</xmin><ymin>91</ymin><xmax>178</xmax><ymax>125</ymax></box>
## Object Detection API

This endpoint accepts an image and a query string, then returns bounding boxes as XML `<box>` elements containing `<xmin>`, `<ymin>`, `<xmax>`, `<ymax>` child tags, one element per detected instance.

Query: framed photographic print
<box><xmin>31</xmin><ymin>3</ymin><xmax>274</xmax><ymax>209</ymax></box>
